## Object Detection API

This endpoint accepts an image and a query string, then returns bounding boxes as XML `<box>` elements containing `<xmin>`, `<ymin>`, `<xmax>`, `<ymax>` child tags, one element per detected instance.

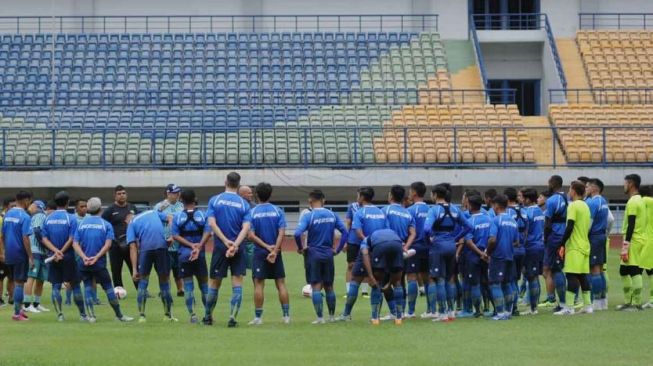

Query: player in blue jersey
<box><xmin>154</xmin><ymin>184</ymin><xmax>185</xmax><ymax>298</ymax></box>
<box><xmin>519</xmin><ymin>188</ymin><xmax>545</xmax><ymax>315</ymax></box>
<box><xmin>585</xmin><ymin>178</ymin><xmax>609</xmax><ymax>310</ymax></box>
<box><xmin>424</xmin><ymin>184</ymin><xmax>473</xmax><ymax>322</ymax></box>
<box><xmin>379</xmin><ymin>185</ymin><xmax>415</xmax><ymax>321</ymax></box>
<box><xmin>73</xmin><ymin>197</ymin><xmax>133</xmax><ymax>323</ymax></box>
<box><xmin>462</xmin><ymin>195</ymin><xmax>491</xmax><ymax>318</ymax></box>
<box><xmin>294</xmin><ymin>190</ymin><xmax>347</xmax><ymax>324</ymax></box>
<box><xmin>0</xmin><ymin>191</ymin><xmax>34</xmax><ymax>321</ymax></box>
<box><xmin>171</xmin><ymin>189</ymin><xmax>211</xmax><ymax>323</ymax></box>
<box><xmin>359</xmin><ymin>228</ymin><xmax>405</xmax><ymax>325</ymax></box>
<box><xmin>22</xmin><ymin>200</ymin><xmax>49</xmax><ymax>314</ymax></box>
<box><xmin>338</xmin><ymin>187</ymin><xmax>386</xmax><ymax>320</ymax></box>
<box><xmin>406</xmin><ymin>182</ymin><xmax>431</xmax><ymax>318</ymax></box>
<box><xmin>204</xmin><ymin>172</ymin><xmax>251</xmax><ymax>327</ymax></box>
<box><xmin>505</xmin><ymin>188</ymin><xmax>528</xmax><ymax>316</ymax></box>
<box><xmin>244</xmin><ymin>183</ymin><xmax>290</xmax><ymax>325</ymax></box>
<box><xmin>41</xmin><ymin>191</ymin><xmax>87</xmax><ymax>322</ymax></box>
<box><xmin>487</xmin><ymin>195</ymin><xmax>519</xmax><ymax>320</ymax></box>
<box><xmin>484</xmin><ymin>189</ymin><xmax>497</xmax><ymax>218</ymax></box>
<box><xmin>128</xmin><ymin>209</ymin><xmax>175</xmax><ymax>323</ymax></box>
<box><xmin>540</xmin><ymin>175</ymin><xmax>568</xmax><ymax>309</ymax></box>
<box><xmin>344</xmin><ymin>200</ymin><xmax>362</xmax><ymax>296</ymax></box>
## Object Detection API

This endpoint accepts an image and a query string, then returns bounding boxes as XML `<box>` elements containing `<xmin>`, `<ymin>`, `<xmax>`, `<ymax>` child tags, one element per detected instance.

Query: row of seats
<box><xmin>550</xmin><ymin>105</ymin><xmax>653</xmax><ymax>163</ymax></box>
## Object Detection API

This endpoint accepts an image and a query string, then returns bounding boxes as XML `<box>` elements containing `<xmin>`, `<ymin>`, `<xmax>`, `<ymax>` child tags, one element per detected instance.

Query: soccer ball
<box><xmin>302</xmin><ymin>284</ymin><xmax>312</xmax><ymax>298</ymax></box>
<box><xmin>114</xmin><ymin>286</ymin><xmax>127</xmax><ymax>300</ymax></box>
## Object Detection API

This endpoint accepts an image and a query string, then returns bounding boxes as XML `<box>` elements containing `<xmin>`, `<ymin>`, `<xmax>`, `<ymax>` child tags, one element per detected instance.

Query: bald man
<box><xmin>239</xmin><ymin>186</ymin><xmax>255</xmax><ymax>270</ymax></box>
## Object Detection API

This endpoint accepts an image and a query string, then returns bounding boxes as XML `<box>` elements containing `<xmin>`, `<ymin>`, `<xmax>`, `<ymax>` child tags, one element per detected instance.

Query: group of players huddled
<box><xmin>0</xmin><ymin>171</ymin><xmax>652</xmax><ymax>326</ymax></box>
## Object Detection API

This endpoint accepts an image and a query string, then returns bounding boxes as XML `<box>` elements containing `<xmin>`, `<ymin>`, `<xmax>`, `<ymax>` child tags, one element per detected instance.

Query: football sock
<box><xmin>255</xmin><ymin>308</ymin><xmax>263</xmax><ymax>319</ymax></box>
<box><xmin>631</xmin><ymin>275</ymin><xmax>643</xmax><ymax>306</ymax></box>
<box><xmin>343</xmin><ymin>282</ymin><xmax>359</xmax><ymax>316</ymax></box>
<box><xmin>370</xmin><ymin>287</ymin><xmax>382</xmax><ymax>320</ymax></box>
<box><xmin>325</xmin><ymin>290</ymin><xmax>336</xmax><ymax>316</ymax></box>
<box><xmin>490</xmin><ymin>284</ymin><xmax>504</xmax><ymax>314</ymax></box>
<box><xmin>462</xmin><ymin>281</ymin><xmax>472</xmax><ymax>313</ymax></box>
<box><xmin>502</xmin><ymin>283</ymin><xmax>514</xmax><ymax>314</ymax></box>
<box><xmin>393</xmin><ymin>286</ymin><xmax>404</xmax><ymax>319</ymax></box>
<box><xmin>553</xmin><ymin>271</ymin><xmax>566</xmax><ymax>304</ymax></box>
<box><xmin>204</xmin><ymin>287</ymin><xmax>219</xmax><ymax>318</ymax></box>
<box><xmin>13</xmin><ymin>284</ymin><xmax>23</xmax><ymax>316</ymax></box>
<box><xmin>72</xmin><ymin>285</ymin><xmax>86</xmax><ymax>317</ymax></box>
<box><xmin>159</xmin><ymin>282</ymin><xmax>173</xmax><ymax>316</ymax></box>
<box><xmin>106</xmin><ymin>288</ymin><xmax>122</xmax><ymax>318</ymax></box>
<box><xmin>183</xmin><ymin>279</ymin><xmax>195</xmax><ymax>315</ymax></box>
<box><xmin>590</xmin><ymin>273</ymin><xmax>603</xmax><ymax>302</ymax></box>
<box><xmin>582</xmin><ymin>291</ymin><xmax>591</xmax><ymax>306</ymax></box>
<box><xmin>311</xmin><ymin>290</ymin><xmax>323</xmax><ymax>318</ymax></box>
<box><xmin>229</xmin><ymin>286</ymin><xmax>242</xmax><ymax>319</ymax></box>
<box><xmin>622</xmin><ymin>275</ymin><xmax>633</xmax><ymax>305</ymax></box>
<box><xmin>528</xmin><ymin>278</ymin><xmax>540</xmax><ymax>311</ymax></box>
<box><xmin>427</xmin><ymin>282</ymin><xmax>437</xmax><ymax>314</ymax></box>
<box><xmin>52</xmin><ymin>283</ymin><xmax>63</xmax><ymax>315</ymax></box>
<box><xmin>471</xmin><ymin>284</ymin><xmax>482</xmax><ymax>313</ymax></box>
<box><xmin>33</xmin><ymin>295</ymin><xmax>41</xmax><ymax>307</ymax></box>
<box><xmin>199</xmin><ymin>282</ymin><xmax>208</xmax><ymax>307</ymax></box>
<box><xmin>84</xmin><ymin>282</ymin><xmax>96</xmax><ymax>318</ymax></box>
<box><xmin>407</xmin><ymin>280</ymin><xmax>418</xmax><ymax>314</ymax></box>
<box><xmin>436</xmin><ymin>279</ymin><xmax>447</xmax><ymax>314</ymax></box>
<box><xmin>281</xmin><ymin>303</ymin><xmax>290</xmax><ymax>317</ymax></box>
<box><xmin>137</xmin><ymin>278</ymin><xmax>148</xmax><ymax>316</ymax></box>
<box><xmin>446</xmin><ymin>282</ymin><xmax>457</xmax><ymax>312</ymax></box>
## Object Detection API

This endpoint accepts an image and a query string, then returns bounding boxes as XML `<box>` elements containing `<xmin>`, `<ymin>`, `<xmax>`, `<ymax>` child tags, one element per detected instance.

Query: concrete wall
<box><xmin>541</xmin><ymin>41</ymin><xmax>563</xmax><ymax>111</ymax></box>
<box><xmin>482</xmin><ymin>42</ymin><xmax>543</xmax><ymax>80</ymax></box>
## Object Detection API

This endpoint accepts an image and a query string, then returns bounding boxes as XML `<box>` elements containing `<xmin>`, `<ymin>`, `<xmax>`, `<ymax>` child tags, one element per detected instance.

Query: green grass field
<box><xmin>0</xmin><ymin>249</ymin><xmax>650</xmax><ymax>366</ymax></box>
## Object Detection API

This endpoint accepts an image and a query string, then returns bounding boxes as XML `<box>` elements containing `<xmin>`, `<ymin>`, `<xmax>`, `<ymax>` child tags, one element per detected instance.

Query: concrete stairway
<box><xmin>556</xmin><ymin>38</ymin><xmax>593</xmax><ymax>103</ymax></box>
<box><xmin>522</xmin><ymin>116</ymin><xmax>567</xmax><ymax>166</ymax></box>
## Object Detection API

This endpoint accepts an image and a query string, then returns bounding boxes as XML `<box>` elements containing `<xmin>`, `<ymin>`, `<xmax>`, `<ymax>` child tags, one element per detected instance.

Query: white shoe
<box><xmin>420</xmin><ymin>312</ymin><xmax>435</xmax><ymax>319</ymax></box>
<box><xmin>80</xmin><ymin>315</ymin><xmax>90</xmax><ymax>322</ymax></box>
<box><xmin>282</xmin><ymin>316</ymin><xmax>291</xmax><ymax>324</ymax></box>
<box><xmin>36</xmin><ymin>305</ymin><xmax>50</xmax><ymax>312</ymax></box>
<box><xmin>327</xmin><ymin>315</ymin><xmax>336</xmax><ymax>323</ymax></box>
<box><xmin>88</xmin><ymin>316</ymin><xmax>97</xmax><ymax>323</ymax></box>
<box><xmin>642</xmin><ymin>302</ymin><xmax>653</xmax><ymax>309</ymax></box>
<box><xmin>311</xmin><ymin>318</ymin><xmax>325</xmax><ymax>325</ymax></box>
<box><xmin>404</xmin><ymin>312</ymin><xmax>416</xmax><ymax>319</ymax></box>
<box><xmin>335</xmin><ymin>314</ymin><xmax>352</xmax><ymax>322</ymax></box>
<box><xmin>248</xmin><ymin>317</ymin><xmax>263</xmax><ymax>326</ymax></box>
<box><xmin>432</xmin><ymin>314</ymin><xmax>451</xmax><ymax>322</ymax></box>
<box><xmin>117</xmin><ymin>315</ymin><xmax>134</xmax><ymax>322</ymax></box>
<box><xmin>448</xmin><ymin>311</ymin><xmax>456</xmax><ymax>320</ymax></box>
<box><xmin>24</xmin><ymin>305</ymin><xmax>41</xmax><ymax>313</ymax></box>
<box><xmin>579</xmin><ymin>305</ymin><xmax>594</xmax><ymax>314</ymax></box>
<box><xmin>522</xmin><ymin>309</ymin><xmax>538</xmax><ymax>316</ymax></box>
<box><xmin>380</xmin><ymin>313</ymin><xmax>395</xmax><ymax>321</ymax></box>
<box><xmin>553</xmin><ymin>307</ymin><xmax>574</xmax><ymax>316</ymax></box>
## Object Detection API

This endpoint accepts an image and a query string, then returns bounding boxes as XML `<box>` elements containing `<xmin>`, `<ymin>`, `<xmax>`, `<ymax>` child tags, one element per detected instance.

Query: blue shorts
<box><xmin>180</xmin><ymin>255</ymin><xmax>208</xmax><ymax>279</ymax></box>
<box><xmin>7</xmin><ymin>261</ymin><xmax>29</xmax><ymax>282</ymax></box>
<box><xmin>252</xmin><ymin>253</ymin><xmax>286</xmax><ymax>280</ymax></box>
<box><xmin>352</xmin><ymin>253</ymin><xmax>368</xmax><ymax>278</ymax></box>
<box><xmin>168</xmin><ymin>251</ymin><xmax>181</xmax><ymax>280</ymax></box>
<box><xmin>370</xmin><ymin>242</ymin><xmax>404</xmax><ymax>273</ymax></box>
<box><xmin>27</xmin><ymin>253</ymin><xmax>48</xmax><ymax>282</ymax></box>
<box><xmin>512</xmin><ymin>252</ymin><xmax>525</xmax><ymax>281</ymax></box>
<box><xmin>138</xmin><ymin>248</ymin><xmax>170</xmax><ymax>278</ymax></box>
<box><xmin>429</xmin><ymin>248</ymin><xmax>455</xmax><ymax>279</ymax></box>
<box><xmin>405</xmin><ymin>247</ymin><xmax>429</xmax><ymax>274</ymax></box>
<box><xmin>524</xmin><ymin>247</ymin><xmax>544</xmax><ymax>277</ymax></box>
<box><xmin>544</xmin><ymin>233</ymin><xmax>564</xmax><ymax>271</ymax></box>
<box><xmin>463</xmin><ymin>255</ymin><xmax>482</xmax><ymax>285</ymax></box>
<box><xmin>210</xmin><ymin>244</ymin><xmax>246</xmax><ymax>279</ymax></box>
<box><xmin>308</xmin><ymin>255</ymin><xmax>334</xmax><ymax>286</ymax></box>
<box><xmin>48</xmin><ymin>256</ymin><xmax>80</xmax><ymax>284</ymax></box>
<box><xmin>589</xmin><ymin>233</ymin><xmax>607</xmax><ymax>266</ymax></box>
<box><xmin>488</xmin><ymin>259</ymin><xmax>513</xmax><ymax>284</ymax></box>
<box><xmin>80</xmin><ymin>267</ymin><xmax>113</xmax><ymax>289</ymax></box>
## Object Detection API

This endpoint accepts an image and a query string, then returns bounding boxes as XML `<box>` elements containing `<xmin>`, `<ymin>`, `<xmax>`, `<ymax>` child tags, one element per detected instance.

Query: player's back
<box><xmin>43</xmin><ymin>209</ymin><xmax>77</xmax><ymax>256</ymax></box>
<box><xmin>408</xmin><ymin>202</ymin><xmax>430</xmax><ymax>246</ymax></box>
<box><xmin>247</xmin><ymin>203</ymin><xmax>286</xmax><ymax>247</ymax></box>
<box><xmin>466</xmin><ymin>212</ymin><xmax>492</xmax><ymax>250</ymax></box>
<box><xmin>545</xmin><ymin>192</ymin><xmax>568</xmax><ymax>236</ymax></box>
<box><xmin>29</xmin><ymin>211</ymin><xmax>47</xmax><ymax>254</ymax></box>
<box><xmin>364</xmin><ymin>228</ymin><xmax>403</xmax><ymax>250</ymax></box>
<box><xmin>76</xmin><ymin>216</ymin><xmax>113</xmax><ymax>264</ymax></box>
<box><xmin>302</xmin><ymin>208</ymin><xmax>340</xmax><ymax>259</ymax></box>
<box><xmin>383</xmin><ymin>203</ymin><xmax>414</xmax><ymax>242</ymax></box>
<box><xmin>491</xmin><ymin>213</ymin><xmax>518</xmax><ymax>260</ymax></box>
<box><xmin>566</xmin><ymin>200</ymin><xmax>591</xmax><ymax>253</ymax></box>
<box><xmin>2</xmin><ymin>207</ymin><xmax>31</xmax><ymax>264</ymax></box>
<box><xmin>128</xmin><ymin>210</ymin><xmax>167</xmax><ymax>251</ymax></box>
<box><xmin>524</xmin><ymin>205</ymin><xmax>545</xmax><ymax>249</ymax></box>
<box><xmin>345</xmin><ymin>202</ymin><xmax>361</xmax><ymax>245</ymax></box>
<box><xmin>353</xmin><ymin>205</ymin><xmax>387</xmax><ymax>237</ymax></box>
<box><xmin>624</xmin><ymin>194</ymin><xmax>647</xmax><ymax>245</ymax></box>
<box><xmin>641</xmin><ymin>196</ymin><xmax>653</xmax><ymax>238</ymax></box>
<box><xmin>425</xmin><ymin>204</ymin><xmax>465</xmax><ymax>249</ymax></box>
<box><xmin>507</xmin><ymin>206</ymin><xmax>528</xmax><ymax>250</ymax></box>
<box><xmin>207</xmin><ymin>192</ymin><xmax>250</xmax><ymax>241</ymax></box>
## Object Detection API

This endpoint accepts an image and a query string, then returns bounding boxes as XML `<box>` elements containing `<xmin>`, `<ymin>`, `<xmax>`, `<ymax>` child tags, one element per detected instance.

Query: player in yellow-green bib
<box><xmin>553</xmin><ymin>181</ymin><xmax>592</xmax><ymax>315</ymax></box>
<box><xmin>618</xmin><ymin>174</ymin><xmax>647</xmax><ymax>311</ymax></box>
<box><xmin>638</xmin><ymin>185</ymin><xmax>653</xmax><ymax>308</ymax></box>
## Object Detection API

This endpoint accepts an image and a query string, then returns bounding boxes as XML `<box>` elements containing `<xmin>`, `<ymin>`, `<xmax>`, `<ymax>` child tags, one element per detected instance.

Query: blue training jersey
<box><xmin>464</xmin><ymin>212</ymin><xmax>492</xmax><ymax>255</ymax></box>
<box><xmin>586</xmin><ymin>195</ymin><xmax>609</xmax><ymax>236</ymax></box>
<box><xmin>154</xmin><ymin>200</ymin><xmax>184</xmax><ymax>252</ymax></box>
<box><xmin>424</xmin><ymin>204</ymin><xmax>473</xmax><ymax>253</ymax></box>
<box><xmin>352</xmin><ymin>204</ymin><xmax>387</xmax><ymax>238</ymax></box>
<box><xmin>29</xmin><ymin>211</ymin><xmax>47</xmax><ymax>255</ymax></box>
<box><xmin>2</xmin><ymin>207</ymin><xmax>33</xmax><ymax>264</ymax></box>
<box><xmin>345</xmin><ymin>202</ymin><xmax>361</xmax><ymax>245</ymax></box>
<box><xmin>294</xmin><ymin>207</ymin><xmax>347</xmax><ymax>260</ymax></box>
<box><xmin>126</xmin><ymin>210</ymin><xmax>167</xmax><ymax>252</ymax></box>
<box><xmin>507</xmin><ymin>206</ymin><xmax>529</xmax><ymax>255</ymax></box>
<box><xmin>407</xmin><ymin>202</ymin><xmax>430</xmax><ymax>251</ymax></box>
<box><xmin>545</xmin><ymin>192</ymin><xmax>568</xmax><ymax>237</ymax></box>
<box><xmin>42</xmin><ymin>209</ymin><xmax>77</xmax><ymax>259</ymax></box>
<box><xmin>245</xmin><ymin>203</ymin><xmax>287</xmax><ymax>256</ymax></box>
<box><xmin>383</xmin><ymin>203</ymin><xmax>415</xmax><ymax>242</ymax></box>
<box><xmin>171</xmin><ymin>209</ymin><xmax>209</xmax><ymax>262</ymax></box>
<box><xmin>74</xmin><ymin>215</ymin><xmax>114</xmax><ymax>268</ymax></box>
<box><xmin>524</xmin><ymin>205</ymin><xmax>545</xmax><ymax>250</ymax></box>
<box><xmin>489</xmin><ymin>213</ymin><xmax>519</xmax><ymax>260</ymax></box>
<box><xmin>206</xmin><ymin>191</ymin><xmax>250</xmax><ymax>245</ymax></box>
<box><xmin>360</xmin><ymin>228</ymin><xmax>403</xmax><ymax>251</ymax></box>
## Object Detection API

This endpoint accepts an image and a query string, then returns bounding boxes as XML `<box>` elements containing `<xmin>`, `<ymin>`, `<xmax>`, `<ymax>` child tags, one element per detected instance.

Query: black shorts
<box><xmin>463</xmin><ymin>256</ymin><xmax>482</xmax><ymax>285</ymax></box>
<box><xmin>168</xmin><ymin>251</ymin><xmax>181</xmax><ymax>279</ymax></box>
<box><xmin>488</xmin><ymin>259</ymin><xmax>513</xmax><ymax>284</ymax></box>
<box><xmin>210</xmin><ymin>244</ymin><xmax>246</xmax><ymax>279</ymax></box>
<box><xmin>405</xmin><ymin>248</ymin><xmax>429</xmax><ymax>274</ymax></box>
<box><xmin>346</xmin><ymin>244</ymin><xmax>360</xmax><ymax>263</ymax></box>
<box><xmin>80</xmin><ymin>267</ymin><xmax>113</xmax><ymax>289</ymax></box>
<box><xmin>252</xmin><ymin>253</ymin><xmax>286</xmax><ymax>280</ymax></box>
<box><xmin>138</xmin><ymin>248</ymin><xmax>170</xmax><ymax>278</ymax></box>
<box><xmin>308</xmin><ymin>255</ymin><xmax>334</xmax><ymax>286</ymax></box>
<box><xmin>48</xmin><ymin>256</ymin><xmax>80</xmax><ymax>284</ymax></box>
<box><xmin>429</xmin><ymin>248</ymin><xmax>456</xmax><ymax>279</ymax></box>
<box><xmin>370</xmin><ymin>242</ymin><xmax>404</xmax><ymax>273</ymax></box>
<box><xmin>524</xmin><ymin>248</ymin><xmax>544</xmax><ymax>277</ymax></box>
<box><xmin>0</xmin><ymin>262</ymin><xmax>10</xmax><ymax>280</ymax></box>
<box><xmin>180</xmin><ymin>255</ymin><xmax>209</xmax><ymax>279</ymax></box>
<box><xmin>6</xmin><ymin>261</ymin><xmax>28</xmax><ymax>282</ymax></box>
<box><xmin>589</xmin><ymin>233</ymin><xmax>607</xmax><ymax>266</ymax></box>
<box><xmin>512</xmin><ymin>252</ymin><xmax>525</xmax><ymax>281</ymax></box>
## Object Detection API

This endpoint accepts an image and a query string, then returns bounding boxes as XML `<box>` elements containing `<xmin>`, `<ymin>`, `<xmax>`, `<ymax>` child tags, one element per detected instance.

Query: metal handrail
<box><xmin>550</xmin><ymin>88</ymin><xmax>653</xmax><ymax>104</ymax></box>
<box><xmin>579</xmin><ymin>13</ymin><xmax>653</xmax><ymax>30</ymax></box>
<box><xmin>468</xmin><ymin>16</ymin><xmax>488</xmax><ymax>90</ymax></box>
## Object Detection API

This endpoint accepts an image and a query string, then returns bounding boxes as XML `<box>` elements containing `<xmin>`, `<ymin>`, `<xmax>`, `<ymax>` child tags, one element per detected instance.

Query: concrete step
<box><xmin>522</xmin><ymin>116</ymin><xmax>566</xmax><ymax>166</ymax></box>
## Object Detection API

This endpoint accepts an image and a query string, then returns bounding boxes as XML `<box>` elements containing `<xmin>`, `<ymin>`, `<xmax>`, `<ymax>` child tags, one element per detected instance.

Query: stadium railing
<box><xmin>0</xmin><ymin>15</ymin><xmax>438</xmax><ymax>33</ymax></box>
<box><xmin>549</xmin><ymin>88</ymin><xmax>653</xmax><ymax>104</ymax></box>
<box><xmin>579</xmin><ymin>13</ymin><xmax>653</xmax><ymax>30</ymax></box>
<box><xmin>468</xmin><ymin>15</ymin><xmax>489</xmax><ymax>90</ymax></box>
<box><xmin>0</xmin><ymin>89</ymin><xmax>517</xmax><ymax>107</ymax></box>
<box><xmin>2</xmin><ymin>125</ymin><xmax>650</xmax><ymax>170</ymax></box>
<box><xmin>471</xmin><ymin>13</ymin><xmax>567</xmax><ymax>90</ymax></box>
